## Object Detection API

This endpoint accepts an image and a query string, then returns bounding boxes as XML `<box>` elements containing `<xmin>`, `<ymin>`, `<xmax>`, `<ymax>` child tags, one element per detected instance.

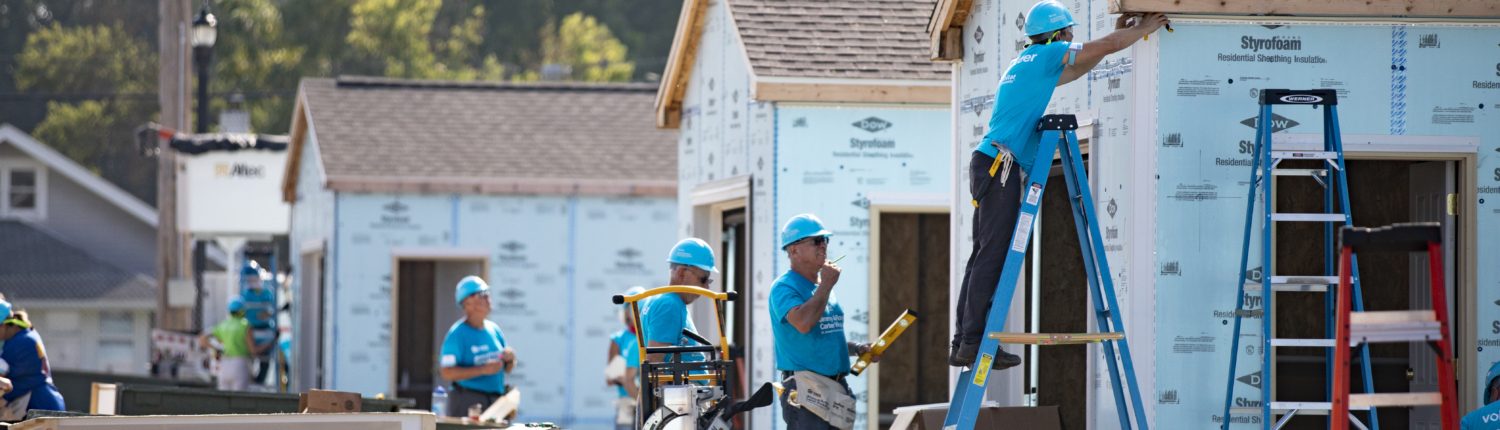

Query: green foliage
<box><xmin>541</xmin><ymin>12</ymin><xmax>634</xmax><ymax>82</ymax></box>
<box><xmin>346</xmin><ymin>0</ymin><xmax>501</xmax><ymax>81</ymax></box>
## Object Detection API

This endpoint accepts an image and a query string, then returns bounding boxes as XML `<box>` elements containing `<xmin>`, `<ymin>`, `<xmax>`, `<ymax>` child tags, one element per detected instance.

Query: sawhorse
<box><xmin>943</xmin><ymin>114</ymin><xmax>1150</xmax><ymax>430</ymax></box>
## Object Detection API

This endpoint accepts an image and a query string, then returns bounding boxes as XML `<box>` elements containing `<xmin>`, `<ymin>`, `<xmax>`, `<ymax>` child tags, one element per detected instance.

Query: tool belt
<box><xmin>971</xmin><ymin>144</ymin><xmax>1015</xmax><ymax>208</ymax></box>
<box><xmin>780</xmin><ymin>371</ymin><xmax>855</xmax><ymax>430</ymax></box>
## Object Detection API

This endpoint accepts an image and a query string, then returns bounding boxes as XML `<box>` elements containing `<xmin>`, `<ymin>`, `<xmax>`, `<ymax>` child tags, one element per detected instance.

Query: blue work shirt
<box><xmin>611</xmin><ymin>330</ymin><xmax>640</xmax><ymax>398</ymax></box>
<box><xmin>240</xmin><ymin>286</ymin><xmax>276</xmax><ymax>330</ymax></box>
<box><xmin>440</xmin><ymin>319</ymin><xmax>509</xmax><ymax>394</ymax></box>
<box><xmin>1</xmin><ymin>328</ymin><xmax>65</xmax><ymax>411</ymax></box>
<box><xmin>640</xmin><ymin>293</ymin><xmax>706</xmax><ymax>363</ymax></box>
<box><xmin>975</xmin><ymin>41</ymin><xmax>1082</xmax><ymax>177</ymax></box>
<box><xmin>1464</xmin><ymin>401</ymin><xmax>1500</xmax><ymax>429</ymax></box>
<box><xmin>769</xmin><ymin>270</ymin><xmax>850</xmax><ymax>377</ymax></box>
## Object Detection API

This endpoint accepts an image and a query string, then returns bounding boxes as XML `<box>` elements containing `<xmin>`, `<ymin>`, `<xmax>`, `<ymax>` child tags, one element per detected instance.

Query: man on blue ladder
<box><xmin>1461</xmin><ymin>360</ymin><xmax>1500</xmax><ymax>429</ymax></box>
<box><xmin>640</xmin><ymin>238</ymin><xmax>717</xmax><ymax>364</ymax></box>
<box><xmin>951</xmin><ymin>0</ymin><xmax>1168</xmax><ymax>368</ymax></box>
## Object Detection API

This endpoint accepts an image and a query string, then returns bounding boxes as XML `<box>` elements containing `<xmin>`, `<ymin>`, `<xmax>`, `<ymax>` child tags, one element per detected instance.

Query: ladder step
<box><xmin>1244</xmin><ymin>275</ymin><xmax>1339</xmax><ymax>292</ymax></box>
<box><xmin>1229</xmin><ymin>401</ymin><xmax>1373</xmax><ymax>415</ymax></box>
<box><xmin>1272</xmin><ymin>168</ymin><xmax>1329</xmax><ymax>177</ymax></box>
<box><xmin>1272</xmin><ymin>150</ymin><xmax>1339</xmax><ymax>160</ymax></box>
<box><xmin>1271</xmin><ymin>338</ymin><xmax>1336</xmax><ymax>347</ymax></box>
<box><xmin>1348</xmin><ymin>392</ymin><xmax>1444</xmax><ymax>408</ymax></box>
<box><xmin>987</xmin><ymin>332</ymin><xmax>1124</xmax><ymax>345</ymax></box>
<box><xmin>1272</xmin><ymin>213</ymin><xmax>1347</xmax><ymax>222</ymax></box>
<box><xmin>1349</xmin><ymin>311</ymin><xmax>1442</xmax><ymax>344</ymax></box>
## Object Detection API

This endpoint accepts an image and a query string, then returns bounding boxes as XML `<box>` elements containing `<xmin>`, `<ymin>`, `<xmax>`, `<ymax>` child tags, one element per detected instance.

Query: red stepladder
<box><xmin>1332</xmin><ymin>223</ymin><xmax>1460</xmax><ymax>430</ymax></box>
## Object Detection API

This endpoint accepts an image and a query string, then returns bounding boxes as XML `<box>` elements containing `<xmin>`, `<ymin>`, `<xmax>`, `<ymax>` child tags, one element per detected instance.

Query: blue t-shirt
<box><xmin>440</xmin><ymin>319</ymin><xmax>509</xmax><ymax>394</ymax></box>
<box><xmin>640</xmin><ymin>293</ymin><xmax>706</xmax><ymax>363</ymax></box>
<box><xmin>240</xmin><ymin>286</ymin><xmax>276</xmax><ymax>330</ymax></box>
<box><xmin>769</xmin><ymin>270</ymin><xmax>850</xmax><ymax>376</ymax></box>
<box><xmin>611</xmin><ymin>330</ymin><xmax>640</xmax><ymax>398</ymax></box>
<box><xmin>1</xmin><ymin>329</ymin><xmax>65</xmax><ymax>411</ymax></box>
<box><xmin>975</xmin><ymin>41</ymin><xmax>1082</xmax><ymax>177</ymax></box>
<box><xmin>1464</xmin><ymin>401</ymin><xmax>1500</xmax><ymax>430</ymax></box>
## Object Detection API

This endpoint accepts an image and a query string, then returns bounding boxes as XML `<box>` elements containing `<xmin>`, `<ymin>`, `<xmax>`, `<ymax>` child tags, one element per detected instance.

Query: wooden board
<box><xmin>1348</xmin><ymin>392</ymin><xmax>1444</xmax><ymax>408</ymax></box>
<box><xmin>753</xmin><ymin>81</ymin><xmax>949</xmax><ymax>104</ymax></box>
<box><xmin>1109</xmin><ymin>0</ymin><xmax>1500</xmax><ymax>18</ymax></box>
<box><xmin>988</xmin><ymin>332</ymin><xmax>1124</xmax><ymax>345</ymax></box>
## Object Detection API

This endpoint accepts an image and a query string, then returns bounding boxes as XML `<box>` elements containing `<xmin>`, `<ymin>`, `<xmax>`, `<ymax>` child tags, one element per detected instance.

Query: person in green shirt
<box><xmin>199</xmin><ymin>298</ymin><xmax>271</xmax><ymax>391</ymax></box>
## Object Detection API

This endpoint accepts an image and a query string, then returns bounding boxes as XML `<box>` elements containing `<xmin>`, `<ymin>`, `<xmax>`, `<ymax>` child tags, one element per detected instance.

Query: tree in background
<box><xmin>14</xmin><ymin>23</ymin><xmax>158</xmax><ymax>204</ymax></box>
<box><xmin>539</xmin><ymin>12</ymin><xmax>634</xmax><ymax>82</ymax></box>
<box><xmin>345</xmin><ymin>0</ymin><xmax>502</xmax><ymax>81</ymax></box>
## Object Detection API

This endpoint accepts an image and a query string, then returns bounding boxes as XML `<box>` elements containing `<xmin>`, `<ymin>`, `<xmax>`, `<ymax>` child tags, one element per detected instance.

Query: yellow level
<box><xmin>850</xmin><ymin>309</ymin><xmax>917</xmax><ymax>376</ymax></box>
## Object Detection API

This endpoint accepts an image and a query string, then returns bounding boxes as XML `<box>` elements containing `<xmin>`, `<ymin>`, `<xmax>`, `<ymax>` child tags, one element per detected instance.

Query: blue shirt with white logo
<box><xmin>440</xmin><ymin>319</ymin><xmax>508</xmax><ymax>394</ymax></box>
<box><xmin>975</xmin><ymin>41</ymin><xmax>1081</xmax><ymax>177</ymax></box>
<box><xmin>769</xmin><ymin>270</ymin><xmax>850</xmax><ymax>376</ymax></box>
<box><xmin>611</xmin><ymin>330</ymin><xmax>640</xmax><ymax>398</ymax></box>
<box><xmin>1463</xmin><ymin>400</ymin><xmax>1500</xmax><ymax>430</ymax></box>
<box><xmin>640</xmin><ymin>293</ymin><xmax>706</xmax><ymax>363</ymax></box>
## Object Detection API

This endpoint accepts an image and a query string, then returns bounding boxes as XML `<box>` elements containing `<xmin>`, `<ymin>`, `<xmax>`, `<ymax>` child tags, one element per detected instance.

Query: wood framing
<box><xmin>323</xmin><ymin>175</ymin><xmax>676</xmax><ymax>197</ymax></box>
<box><xmin>753</xmin><ymin>81</ymin><xmax>950</xmax><ymax>104</ymax></box>
<box><xmin>928</xmin><ymin>0</ymin><xmax>975</xmax><ymax>61</ymax></box>
<box><xmin>282</xmin><ymin>91</ymin><xmax>309</xmax><ymax>203</ymax></box>
<box><xmin>654</xmin><ymin>0</ymin><xmax>710</xmax><ymax>129</ymax></box>
<box><xmin>1109</xmin><ymin>0</ymin><xmax>1500</xmax><ymax>18</ymax></box>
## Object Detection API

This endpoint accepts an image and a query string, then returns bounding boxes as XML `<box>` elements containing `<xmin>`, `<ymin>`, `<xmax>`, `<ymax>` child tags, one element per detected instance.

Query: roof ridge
<box><xmin>334</xmin><ymin>75</ymin><xmax>658</xmax><ymax>93</ymax></box>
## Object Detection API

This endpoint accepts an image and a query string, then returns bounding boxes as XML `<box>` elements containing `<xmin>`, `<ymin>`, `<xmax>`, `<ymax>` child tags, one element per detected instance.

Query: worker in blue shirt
<box><xmin>608</xmin><ymin>286</ymin><xmax>645</xmax><ymax>430</ymax></box>
<box><xmin>238</xmin><ymin>261</ymin><xmax>277</xmax><ymax>384</ymax></box>
<box><xmin>439</xmin><ymin>276</ymin><xmax>516</xmax><ymax>418</ymax></box>
<box><xmin>770</xmin><ymin>214</ymin><xmax>875</xmax><ymax>429</ymax></box>
<box><xmin>640</xmin><ymin>239</ymin><xmax>717</xmax><ymax>364</ymax></box>
<box><xmin>0</xmin><ymin>299</ymin><xmax>64</xmax><ymax>413</ymax></box>
<box><xmin>951</xmin><ymin>0</ymin><xmax>1168</xmax><ymax>369</ymax></box>
<box><xmin>1461</xmin><ymin>360</ymin><xmax>1500</xmax><ymax>429</ymax></box>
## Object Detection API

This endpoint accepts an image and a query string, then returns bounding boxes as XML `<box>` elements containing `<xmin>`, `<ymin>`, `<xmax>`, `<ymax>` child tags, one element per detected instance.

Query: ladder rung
<box><xmin>1272</xmin><ymin>168</ymin><xmax>1328</xmax><ymax>177</ymax></box>
<box><xmin>1245</xmin><ymin>284</ymin><xmax>1327</xmax><ymax>293</ymax></box>
<box><xmin>1271</xmin><ymin>338</ymin><xmax>1336</xmax><ymax>347</ymax></box>
<box><xmin>1349</xmin><ymin>312</ymin><xmax>1443</xmax><ymax>344</ymax></box>
<box><xmin>987</xmin><ymin>332</ymin><xmax>1124</xmax><ymax>345</ymax></box>
<box><xmin>1272</xmin><ymin>213</ymin><xmax>1347</xmax><ymax>222</ymax></box>
<box><xmin>1272</xmin><ymin>150</ymin><xmax>1339</xmax><ymax>160</ymax></box>
<box><xmin>1245</xmin><ymin>275</ymin><xmax>1338</xmax><ymax>293</ymax></box>
<box><xmin>1229</xmin><ymin>402</ymin><xmax>1373</xmax><ymax>415</ymax></box>
<box><xmin>1348</xmin><ymin>392</ymin><xmax>1444</xmax><ymax>408</ymax></box>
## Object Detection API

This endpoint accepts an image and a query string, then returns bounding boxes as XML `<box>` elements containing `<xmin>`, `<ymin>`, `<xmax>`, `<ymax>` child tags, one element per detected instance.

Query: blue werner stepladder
<box><xmin>1219</xmin><ymin>89</ymin><xmax>1381</xmax><ymax>430</ymax></box>
<box><xmin>943</xmin><ymin>114</ymin><xmax>1150</xmax><ymax>430</ymax></box>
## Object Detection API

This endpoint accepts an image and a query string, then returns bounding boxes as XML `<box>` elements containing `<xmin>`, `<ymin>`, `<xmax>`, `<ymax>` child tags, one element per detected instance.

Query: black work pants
<box><xmin>954</xmin><ymin>150</ymin><xmax>1023</xmax><ymax>345</ymax></box>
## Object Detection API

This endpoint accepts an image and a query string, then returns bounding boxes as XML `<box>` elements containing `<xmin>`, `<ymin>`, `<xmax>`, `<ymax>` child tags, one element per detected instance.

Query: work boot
<box><xmin>949</xmin><ymin>342</ymin><xmax>1023</xmax><ymax>369</ymax></box>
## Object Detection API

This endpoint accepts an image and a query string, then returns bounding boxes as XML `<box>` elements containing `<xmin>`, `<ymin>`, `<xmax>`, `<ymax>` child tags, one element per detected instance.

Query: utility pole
<box><xmin>157</xmin><ymin>0</ymin><xmax>192</xmax><ymax>331</ymax></box>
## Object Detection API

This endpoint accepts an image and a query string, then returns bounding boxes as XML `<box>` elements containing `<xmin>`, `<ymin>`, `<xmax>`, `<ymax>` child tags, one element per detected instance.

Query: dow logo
<box><xmin>1237</xmin><ymin>371</ymin><xmax>1262</xmax><ymax>389</ymax></box>
<box><xmin>851</xmin><ymin>196</ymin><xmax>870</xmax><ymax>209</ymax></box>
<box><xmin>973</xmin><ymin>26</ymin><xmax>984</xmax><ymax>44</ymax></box>
<box><xmin>383</xmin><ymin>200</ymin><xmax>409</xmax><ymax>214</ymax></box>
<box><xmin>852</xmin><ymin>116</ymin><xmax>892</xmax><ymax>133</ymax></box>
<box><xmin>1240</xmin><ymin>113</ymin><xmax>1301</xmax><ymax>133</ymax></box>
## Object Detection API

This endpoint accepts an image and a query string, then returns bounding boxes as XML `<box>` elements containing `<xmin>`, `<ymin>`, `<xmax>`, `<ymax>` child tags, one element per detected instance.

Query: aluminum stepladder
<box><xmin>942</xmin><ymin>114</ymin><xmax>1150</xmax><ymax>430</ymax></box>
<box><xmin>1332</xmin><ymin>223</ymin><xmax>1459</xmax><ymax>430</ymax></box>
<box><xmin>1220</xmin><ymin>89</ymin><xmax>1381</xmax><ymax>430</ymax></box>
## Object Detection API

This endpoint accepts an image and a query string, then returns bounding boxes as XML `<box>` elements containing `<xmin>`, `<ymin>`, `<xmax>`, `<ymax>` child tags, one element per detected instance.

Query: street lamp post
<box><xmin>189</xmin><ymin>3</ymin><xmax>215</xmax><ymax>332</ymax></box>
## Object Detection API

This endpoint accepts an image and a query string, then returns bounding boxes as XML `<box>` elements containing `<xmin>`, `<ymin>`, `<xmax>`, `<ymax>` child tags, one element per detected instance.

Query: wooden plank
<box><xmin>988</xmin><ymin>332</ymin><xmax>1124</xmax><ymax>345</ymax></box>
<box><xmin>1350</xmin><ymin>310</ymin><xmax>1436</xmax><ymax>324</ymax></box>
<box><xmin>754</xmin><ymin>81</ymin><xmax>950</xmax><ymax>104</ymax></box>
<box><xmin>654</xmin><ymin>0</ymin><xmax>709</xmax><ymax>129</ymax></box>
<box><xmin>1110</xmin><ymin>0</ymin><xmax>1500</xmax><ymax>18</ymax></box>
<box><xmin>1348</xmin><ymin>392</ymin><xmax>1444</xmax><ymax>408</ymax></box>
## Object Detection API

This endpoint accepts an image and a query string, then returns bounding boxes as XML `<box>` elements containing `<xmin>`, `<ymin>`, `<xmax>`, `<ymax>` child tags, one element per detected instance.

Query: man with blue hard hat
<box><xmin>439</xmin><ymin>276</ymin><xmax>516</xmax><ymax>418</ymax></box>
<box><xmin>200</xmin><ymin>297</ymin><xmax>270</xmax><ymax>391</ymax></box>
<box><xmin>640</xmin><ymin>238</ymin><xmax>717</xmax><ymax>364</ymax></box>
<box><xmin>952</xmin><ymin>0</ymin><xmax>1168</xmax><ymax>369</ymax></box>
<box><xmin>1461</xmin><ymin>360</ymin><xmax>1500</xmax><ymax>429</ymax></box>
<box><xmin>237</xmin><ymin>260</ymin><xmax>277</xmax><ymax>384</ymax></box>
<box><xmin>770</xmin><ymin>213</ymin><xmax>875</xmax><ymax>429</ymax></box>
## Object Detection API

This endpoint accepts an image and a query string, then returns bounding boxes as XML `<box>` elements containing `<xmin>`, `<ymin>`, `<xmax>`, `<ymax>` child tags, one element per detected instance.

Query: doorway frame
<box><xmin>689</xmin><ymin>176</ymin><xmax>753</xmax><ymax>416</ymax></box>
<box><xmin>387</xmin><ymin>247</ymin><xmax>491</xmax><ymax>399</ymax></box>
<box><xmin>1275</xmin><ymin>133</ymin><xmax>1480</xmax><ymax>410</ymax></box>
<box><xmin>297</xmin><ymin>239</ymin><xmax>327</xmax><ymax>391</ymax></box>
<box><xmin>867</xmin><ymin>191</ymin><xmax>949</xmax><ymax>426</ymax></box>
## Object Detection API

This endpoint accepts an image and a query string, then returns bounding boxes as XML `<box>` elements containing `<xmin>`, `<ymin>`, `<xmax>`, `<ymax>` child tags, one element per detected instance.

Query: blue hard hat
<box><xmin>0</xmin><ymin>300</ymin><xmax>12</xmax><ymax>321</ymax></box>
<box><xmin>1487</xmin><ymin>360</ymin><xmax>1500</xmax><ymax>391</ymax></box>
<box><xmin>621</xmin><ymin>286</ymin><xmax>646</xmax><ymax>310</ymax></box>
<box><xmin>455</xmin><ymin>276</ymin><xmax>490</xmax><ymax>307</ymax></box>
<box><xmin>780</xmin><ymin>214</ymin><xmax>833</xmax><ymax>249</ymax></box>
<box><xmin>228</xmin><ymin>297</ymin><xmax>245</xmax><ymax>314</ymax></box>
<box><xmin>667</xmin><ymin>238</ymin><xmax>718</xmax><ymax>273</ymax></box>
<box><xmin>241</xmin><ymin>260</ymin><xmax>262</xmax><ymax>277</ymax></box>
<box><xmin>1025</xmin><ymin>0</ymin><xmax>1076</xmax><ymax>37</ymax></box>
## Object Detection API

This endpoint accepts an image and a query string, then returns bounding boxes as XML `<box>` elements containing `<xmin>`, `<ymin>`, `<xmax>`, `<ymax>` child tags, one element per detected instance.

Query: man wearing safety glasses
<box><xmin>639</xmin><ymin>238</ymin><xmax>718</xmax><ymax>363</ymax></box>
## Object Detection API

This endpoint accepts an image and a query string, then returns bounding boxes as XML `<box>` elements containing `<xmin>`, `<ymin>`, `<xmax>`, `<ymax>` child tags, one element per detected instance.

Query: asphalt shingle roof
<box><xmin>730</xmin><ymin>0</ymin><xmax>949</xmax><ymax>81</ymax></box>
<box><xmin>300</xmin><ymin>77</ymin><xmax>677</xmax><ymax>183</ymax></box>
<box><xmin>0</xmin><ymin>221</ymin><xmax>155</xmax><ymax>302</ymax></box>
